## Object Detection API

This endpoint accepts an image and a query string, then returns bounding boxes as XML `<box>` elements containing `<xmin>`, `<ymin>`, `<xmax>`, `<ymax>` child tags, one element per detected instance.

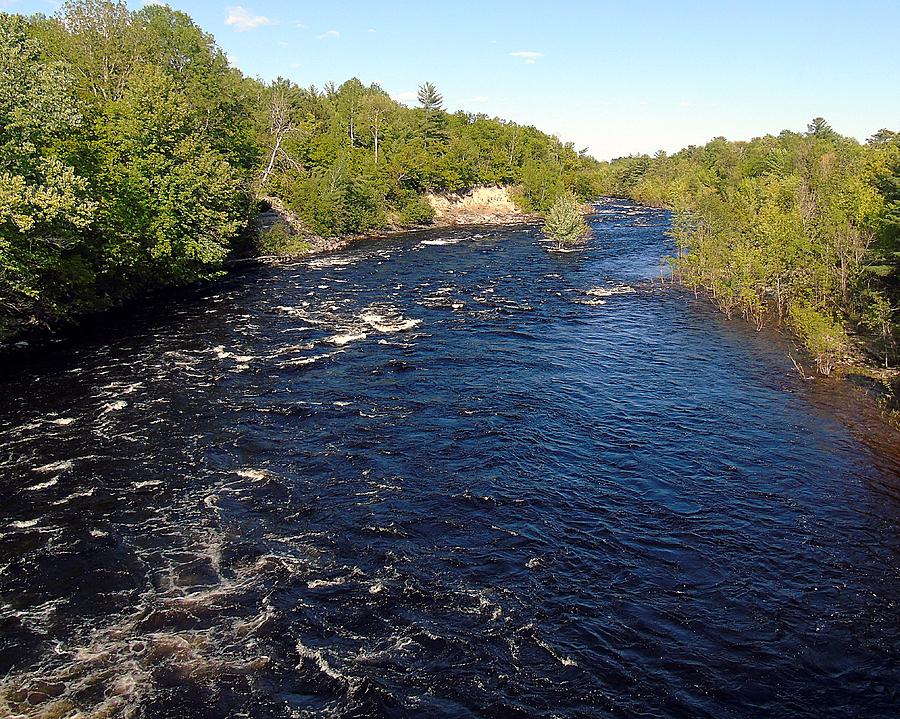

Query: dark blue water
<box><xmin>1</xmin><ymin>200</ymin><xmax>899</xmax><ymax>718</ymax></box>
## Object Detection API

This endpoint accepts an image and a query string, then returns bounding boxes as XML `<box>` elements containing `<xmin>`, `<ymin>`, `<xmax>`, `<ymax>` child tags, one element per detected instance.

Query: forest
<box><xmin>603</xmin><ymin>122</ymin><xmax>900</xmax><ymax>378</ymax></box>
<box><xmin>0</xmin><ymin>1</ymin><xmax>603</xmax><ymax>339</ymax></box>
<box><xmin>3</xmin><ymin>1</ymin><xmax>898</xmax><ymax>385</ymax></box>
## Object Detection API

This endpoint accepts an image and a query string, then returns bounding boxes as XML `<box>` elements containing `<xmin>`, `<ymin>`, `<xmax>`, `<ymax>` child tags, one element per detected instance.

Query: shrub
<box><xmin>258</xmin><ymin>222</ymin><xmax>310</xmax><ymax>256</ymax></box>
<box><xmin>789</xmin><ymin>304</ymin><xmax>849</xmax><ymax>375</ymax></box>
<box><xmin>543</xmin><ymin>194</ymin><xmax>589</xmax><ymax>250</ymax></box>
<box><xmin>397</xmin><ymin>195</ymin><xmax>435</xmax><ymax>226</ymax></box>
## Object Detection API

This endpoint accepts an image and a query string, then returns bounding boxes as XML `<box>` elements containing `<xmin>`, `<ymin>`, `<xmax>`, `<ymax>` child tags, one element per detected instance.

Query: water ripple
<box><xmin>0</xmin><ymin>200</ymin><xmax>898</xmax><ymax>718</ymax></box>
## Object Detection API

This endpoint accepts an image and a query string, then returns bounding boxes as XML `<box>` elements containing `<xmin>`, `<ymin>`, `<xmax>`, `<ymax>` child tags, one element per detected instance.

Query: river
<box><xmin>1</xmin><ymin>199</ymin><xmax>898</xmax><ymax>718</ymax></box>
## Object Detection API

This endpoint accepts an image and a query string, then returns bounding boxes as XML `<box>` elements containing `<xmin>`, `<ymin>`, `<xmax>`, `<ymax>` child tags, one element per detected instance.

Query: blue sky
<box><xmin>6</xmin><ymin>0</ymin><xmax>899</xmax><ymax>159</ymax></box>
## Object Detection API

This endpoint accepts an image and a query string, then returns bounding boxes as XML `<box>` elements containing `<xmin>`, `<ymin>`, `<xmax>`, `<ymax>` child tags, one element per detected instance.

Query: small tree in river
<box><xmin>543</xmin><ymin>194</ymin><xmax>589</xmax><ymax>250</ymax></box>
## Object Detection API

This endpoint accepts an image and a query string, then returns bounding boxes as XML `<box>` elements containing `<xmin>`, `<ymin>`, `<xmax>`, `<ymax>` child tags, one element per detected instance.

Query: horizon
<box><xmin>4</xmin><ymin>0</ymin><xmax>899</xmax><ymax>160</ymax></box>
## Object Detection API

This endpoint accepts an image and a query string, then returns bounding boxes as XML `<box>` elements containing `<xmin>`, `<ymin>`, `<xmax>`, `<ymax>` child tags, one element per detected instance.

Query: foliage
<box><xmin>789</xmin><ymin>304</ymin><xmax>848</xmax><ymax>375</ymax></box>
<box><xmin>397</xmin><ymin>195</ymin><xmax>435</xmax><ymax>226</ymax></box>
<box><xmin>604</xmin><ymin>121</ymin><xmax>900</xmax><ymax>373</ymax></box>
<box><xmin>256</xmin><ymin>78</ymin><xmax>603</xmax><ymax>232</ymax></box>
<box><xmin>258</xmin><ymin>222</ymin><xmax>311</xmax><ymax>256</ymax></box>
<box><xmin>0</xmin><ymin>2</ymin><xmax>604</xmax><ymax>339</ymax></box>
<box><xmin>543</xmin><ymin>194</ymin><xmax>589</xmax><ymax>250</ymax></box>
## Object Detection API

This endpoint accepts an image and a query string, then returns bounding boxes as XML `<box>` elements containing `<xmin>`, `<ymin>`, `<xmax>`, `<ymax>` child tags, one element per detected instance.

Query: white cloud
<box><xmin>367</xmin><ymin>28</ymin><xmax>377</xmax><ymax>33</ymax></box>
<box><xmin>225</xmin><ymin>6</ymin><xmax>273</xmax><ymax>32</ymax></box>
<box><xmin>392</xmin><ymin>90</ymin><xmax>418</xmax><ymax>104</ymax></box>
<box><xmin>317</xmin><ymin>29</ymin><xmax>340</xmax><ymax>40</ymax></box>
<box><xmin>510</xmin><ymin>51</ymin><xmax>543</xmax><ymax>65</ymax></box>
<box><xmin>677</xmin><ymin>100</ymin><xmax>719</xmax><ymax>109</ymax></box>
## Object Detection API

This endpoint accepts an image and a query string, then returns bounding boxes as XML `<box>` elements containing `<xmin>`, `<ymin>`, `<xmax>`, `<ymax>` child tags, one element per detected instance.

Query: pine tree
<box><xmin>417</xmin><ymin>81</ymin><xmax>444</xmax><ymax>150</ymax></box>
<box><xmin>806</xmin><ymin>117</ymin><xmax>833</xmax><ymax>137</ymax></box>
<box><xmin>417</xmin><ymin>81</ymin><xmax>442</xmax><ymax>112</ymax></box>
<box><xmin>543</xmin><ymin>194</ymin><xmax>589</xmax><ymax>250</ymax></box>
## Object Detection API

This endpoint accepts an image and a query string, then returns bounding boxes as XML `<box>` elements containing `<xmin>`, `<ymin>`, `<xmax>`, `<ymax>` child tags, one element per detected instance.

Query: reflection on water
<box><xmin>1</xmin><ymin>200</ymin><xmax>898</xmax><ymax>718</ymax></box>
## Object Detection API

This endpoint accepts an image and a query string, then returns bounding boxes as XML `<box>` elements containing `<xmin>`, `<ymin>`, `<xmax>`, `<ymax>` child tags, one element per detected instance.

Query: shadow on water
<box><xmin>0</xmin><ymin>199</ymin><xmax>898</xmax><ymax>718</ymax></box>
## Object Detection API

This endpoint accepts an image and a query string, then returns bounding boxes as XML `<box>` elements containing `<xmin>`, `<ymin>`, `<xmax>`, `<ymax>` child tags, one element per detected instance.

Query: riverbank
<box><xmin>248</xmin><ymin>185</ymin><xmax>536</xmax><ymax>264</ymax></box>
<box><xmin>618</xmin><ymin>194</ymin><xmax>900</xmax><ymax>423</ymax></box>
<box><xmin>0</xmin><ymin>187</ymin><xmax>537</xmax><ymax>353</ymax></box>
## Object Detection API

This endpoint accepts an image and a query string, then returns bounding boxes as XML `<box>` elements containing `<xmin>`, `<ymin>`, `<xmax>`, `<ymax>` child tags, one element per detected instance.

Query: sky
<box><xmin>5</xmin><ymin>0</ymin><xmax>900</xmax><ymax>160</ymax></box>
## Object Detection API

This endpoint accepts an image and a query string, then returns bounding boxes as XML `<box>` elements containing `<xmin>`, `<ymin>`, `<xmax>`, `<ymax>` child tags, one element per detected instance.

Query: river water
<box><xmin>1</xmin><ymin>199</ymin><xmax>898</xmax><ymax>718</ymax></box>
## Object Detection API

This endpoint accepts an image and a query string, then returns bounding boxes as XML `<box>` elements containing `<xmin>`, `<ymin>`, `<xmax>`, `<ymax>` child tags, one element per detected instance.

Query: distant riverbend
<box><xmin>1</xmin><ymin>199</ymin><xmax>898</xmax><ymax>718</ymax></box>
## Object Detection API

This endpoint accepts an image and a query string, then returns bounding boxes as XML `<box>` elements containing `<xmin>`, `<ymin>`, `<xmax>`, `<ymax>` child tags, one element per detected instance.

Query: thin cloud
<box><xmin>317</xmin><ymin>29</ymin><xmax>340</xmax><ymax>40</ymax></box>
<box><xmin>510</xmin><ymin>51</ymin><xmax>544</xmax><ymax>65</ymax></box>
<box><xmin>392</xmin><ymin>90</ymin><xmax>418</xmax><ymax>104</ymax></box>
<box><xmin>225</xmin><ymin>6</ymin><xmax>273</xmax><ymax>32</ymax></box>
<box><xmin>677</xmin><ymin>100</ymin><xmax>719</xmax><ymax>109</ymax></box>
<box><xmin>367</xmin><ymin>28</ymin><xmax>377</xmax><ymax>33</ymax></box>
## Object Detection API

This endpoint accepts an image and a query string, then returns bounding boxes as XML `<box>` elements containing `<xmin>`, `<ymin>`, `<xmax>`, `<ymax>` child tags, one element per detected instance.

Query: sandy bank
<box><xmin>425</xmin><ymin>185</ymin><xmax>533</xmax><ymax>226</ymax></box>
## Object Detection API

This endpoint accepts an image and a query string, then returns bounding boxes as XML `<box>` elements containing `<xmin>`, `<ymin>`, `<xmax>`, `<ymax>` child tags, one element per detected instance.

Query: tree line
<box><xmin>0</xmin><ymin>1</ymin><xmax>604</xmax><ymax>339</ymax></box>
<box><xmin>601</xmin><ymin>121</ymin><xmax>900</xmax><ymax>376</ymax></box>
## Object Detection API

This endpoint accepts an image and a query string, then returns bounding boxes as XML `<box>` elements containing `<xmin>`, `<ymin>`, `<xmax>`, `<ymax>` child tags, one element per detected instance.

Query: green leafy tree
<box><xmin>862</xmin><ymin>291</ymin><xmax>896</xmax><ymax>368</ymax></box>
<box><xmin>806</xmin><ymin>116</ymin><xmax>834</xmax><ymax>137</ymax></box>
<box><xmin>0</xmin><ymin>12</ymin><xmax>95</xmax><ymax>329</ymax></box>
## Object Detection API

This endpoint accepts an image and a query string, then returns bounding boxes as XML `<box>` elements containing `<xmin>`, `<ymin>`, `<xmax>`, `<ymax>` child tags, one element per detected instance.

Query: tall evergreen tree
<box><xmin>417</xmin><ymin>81</ymin><xmax>444</xmax><ymax>150</ymax></box>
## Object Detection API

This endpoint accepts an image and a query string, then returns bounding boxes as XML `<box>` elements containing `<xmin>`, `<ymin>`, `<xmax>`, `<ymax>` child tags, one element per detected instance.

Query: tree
<box><xmin>868</xmin><ymin>129</ymin><xmax>897</xmax><ymax>146</ymax></box>
<box><xmin>362</xmin><ymin>92</ymin><xmax>392</xmax><ymax>164</ymax></box>
<box><xmin>807</xmin><ymin>117</ymin><xmax>833</xmax><ymax>137</ymax></box>
<box><xmin>0</xmin><ymin>13</ymin><xmax>95</xmax><ymax>328</ymax></box>
<box><xmin>417</xmin><ymin>81</ymin><xmax>445</xmax><ymax>150</ymax></box>
<box><xmin>543</xmin><ymin>194</ymin><xmax>589</xmax><ymax>250</ymax></box>
<box><xmin>417</xmin><ymin>81</ymin><xmax>442</xmax><ymax>113</ymax></box>
<box><xmin>96</xmin><ymin>65</ymin><xmax>246</xmax><ymax>282</ymax></box>
<box><xmin>51</xmin><ymin>0</ymin><xmax>144</xmax><ymax>102</ymax></box>
<box><xmin>258</xmin><ymin>80</ymin><xmax>297</xmax><ymax>192</ymax></box>
<box><xmin>862</xmin><ymin>291</ymin><xmax>896</xmax><ymax>368</ymax></box>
